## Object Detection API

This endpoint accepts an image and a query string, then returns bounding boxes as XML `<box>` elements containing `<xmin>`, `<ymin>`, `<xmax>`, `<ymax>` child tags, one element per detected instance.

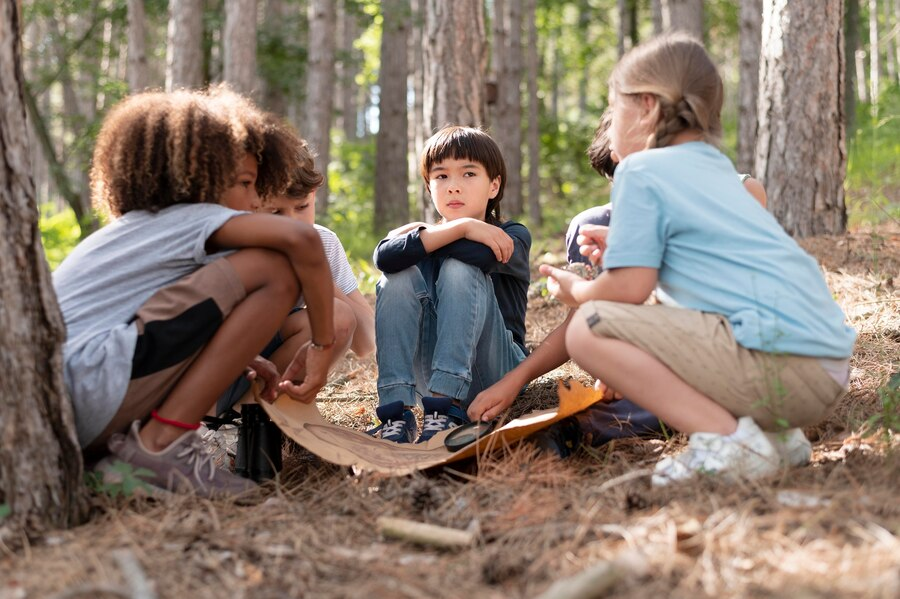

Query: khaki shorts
<box><xmin>574</xmin><ymin>301</ymin><xmax>847</xmax><ymax>430</ymax></box>
<box><xmin>84</xmin><ymin>259</ymin><xmax>246</xmax><ymax>459</ymax></box>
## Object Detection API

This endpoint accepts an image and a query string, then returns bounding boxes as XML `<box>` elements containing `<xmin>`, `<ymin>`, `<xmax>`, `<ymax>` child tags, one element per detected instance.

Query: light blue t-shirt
<box><xmin>603</xmin><ymin>142</ymin><xmax>856</xmax><ymax>359</ymax></box>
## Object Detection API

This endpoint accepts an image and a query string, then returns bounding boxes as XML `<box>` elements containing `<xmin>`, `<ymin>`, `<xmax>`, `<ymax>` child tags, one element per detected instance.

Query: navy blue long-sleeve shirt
<box><xmin>373</xmin><ymin>221</ymin><xmax>532</xmax><ymax>353</ymax></box>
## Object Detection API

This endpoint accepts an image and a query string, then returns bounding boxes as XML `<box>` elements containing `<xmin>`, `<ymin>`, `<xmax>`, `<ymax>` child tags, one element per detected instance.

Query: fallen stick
<box><xmin>376</xmin><ymin>516</ymin><xmax>476</xmax><ymax>549</ymax></box>
<box><xmin>534</xmin><ymin>561</ymin><xmax>623</xmax><ymax>599</ymax></box>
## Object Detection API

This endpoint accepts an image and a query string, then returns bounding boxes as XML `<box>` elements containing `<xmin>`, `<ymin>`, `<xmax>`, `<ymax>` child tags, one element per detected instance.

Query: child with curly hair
<box><xmin>53</xmin><ymin>87</ymin><xmax>335</xmax><ymax>497</ymax></box>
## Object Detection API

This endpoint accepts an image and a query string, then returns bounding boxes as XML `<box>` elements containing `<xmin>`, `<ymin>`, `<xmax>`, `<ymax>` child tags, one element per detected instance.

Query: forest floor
<box><xmin>2</xmin><ymin>223</ymin><xmax>899</xmax><ymax>599</ymax></box>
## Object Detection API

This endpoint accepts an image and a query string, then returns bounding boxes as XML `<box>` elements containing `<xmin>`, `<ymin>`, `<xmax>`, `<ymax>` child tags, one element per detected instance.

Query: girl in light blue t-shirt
<box><xmin>541</xmin><ymin>34</ymin><xmax>856</xmax><ymax>487</ymax></box>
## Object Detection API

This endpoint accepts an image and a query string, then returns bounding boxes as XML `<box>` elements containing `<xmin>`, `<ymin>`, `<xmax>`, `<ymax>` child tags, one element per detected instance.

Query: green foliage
<box><xmin>84</xmin><ymin>462</ymin><xmax>156</xmax><ymax>498</ymax></box>
<box><xmin>39</xmin><ymin>204</ymin><xmax>81</xmax><ymax>270</ymax></box>
<box><xmin>862</xmin><ymin>372</ymin><xmax>900</xmax><ymax>440</ymax></box>
<box><xmin>0</xmin><ymin>503</ymin><xmax>10</xmax><ymax>521</ymax></box>
<box><xmin>846</xmin><ymin>84</ymin><xmax>900</xmax><ymax>227</ymax></box>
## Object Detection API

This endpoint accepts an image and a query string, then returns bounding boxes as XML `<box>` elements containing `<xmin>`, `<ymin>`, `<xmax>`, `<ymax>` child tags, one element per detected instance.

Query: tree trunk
<box><xmin>423</xmin><ymin>0</ymin><xmax>487</xmax><ymax>129</ymax></box>
<box><xmin>166</xmin><ymin>0</ymin><xmax>204</xmax><ymax>90</ymax></box>
<box><xmin>845</xmin><ymin>0</ymin><xmax>860</xmax><ymax>134</ymax></box>
<box><xmin>737</xmin><ymin>0</ymin><xmax>762</xmax><ymax>174</ymax></box>
<box><xmin>884</xmin><ymin>0</ymin><xmax>897</xmax><ymax>84</ymax></box>
<box><xmin>869</xmin><ymin>0</ymin><xmax>880</xmax><ymax>104</ymax></box>
<box><xmin>651</xmin><ymin>0</ymin><xmax>664</xmax><ymax>35</ymax></box>
<box><xmin>525</xmin><ymin>0</ymin><xmax>542</xmax><ymax>226</ymax></box>
<box><xmin>756</xmin><ymin>0</ymin><xmax>847</xmax><ymax>237</ymax></box>
<box><xmin>411</xmin><ymin>0</ymin><xmax>429</xmax><ymax>221</ymax></box>
<box><xmin>261</xmin><ymin>0</ymin><xmax>288</xmax><ymax>115</ymax></box>
<box><xmin>617</xmin><ymin>0</ymin><xmax>629</xmax><ymax>57</ymax></box>
<box><xmin>339</xmin><ymin>1</ymin><xmax>360</xmax><ymax>140</ymax></box>
<box><xmin>492</xmin><ymin>0</ymin><xmax>524</xmax><ymax>216</ymax></box>
<box><xmin>304</xmin><ymin>0</ymin><xmax>337</xmax><ymax>218</ymax></box>
<box><xmin>224</xmin><ymin>0</ymin><xmax>258</xmax><ymax>98</ymax></box>
<box><xmin>661</xmin><ymin>0</ymin><xmax>704</xmax><ymax>39</ymax></box>
<box><xmin>374</xmin><ymin>0</ymin><xmax>410</xmax><ymax>234</ymax></box>
<box><xmin>127</xmin><ymin>0</ymin><xmax>149</xmax><ymax>92</ymax></box>
<box><xmin>0</xmin><ymin>0</ymin><xmax>86</xmax><ymax>538</ymax></box>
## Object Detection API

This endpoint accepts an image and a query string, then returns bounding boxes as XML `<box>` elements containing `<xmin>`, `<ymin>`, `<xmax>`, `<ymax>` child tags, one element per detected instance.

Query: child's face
<box><xmin>608</xmin><ymin>90</ymin><xmax>653</xmax><ymax>161</ymax></box>
<box><xmin>427</xmin><ymin>157</ymin><xmax>500</xmax><ymax>222</ymax></box>
<box><xmin>265</xmin><ymin>190</ymin><xmax>316</xmax><ymax>225</ymax></box>
<box><xmin>221</xmin><ymin>153</ymin><xmax>260</xmax><ymax>211</ymax></box>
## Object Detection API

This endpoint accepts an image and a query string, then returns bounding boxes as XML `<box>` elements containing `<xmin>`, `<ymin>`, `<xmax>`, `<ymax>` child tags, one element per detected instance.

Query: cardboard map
<box><xmin>261</xmin><ymin>380</ymin><xmax>604</xmax><ymax>475</ymax></box>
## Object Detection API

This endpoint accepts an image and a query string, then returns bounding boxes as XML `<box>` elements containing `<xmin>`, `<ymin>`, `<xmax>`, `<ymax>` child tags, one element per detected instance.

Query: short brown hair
<box><xmin>281</xmin><ymin>138</ymin><xmax>324</xmax><ymax>199</ymax></box>
<box><xmin>90</xmin><ymin>86</ymin><xmax>303</xmax><ymax>218</ymax></box>
<box><xmin>420</xmin><ymin>125</ymin><xmax>507</xmax><ymax>225</ymax></box>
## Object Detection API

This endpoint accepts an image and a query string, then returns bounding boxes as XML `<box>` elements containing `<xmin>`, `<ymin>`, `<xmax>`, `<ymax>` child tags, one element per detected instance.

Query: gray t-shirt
<box><xmin>53</xmin><ymin>203</ymin><xmax>244</xmax><ymax>447</ymax></box>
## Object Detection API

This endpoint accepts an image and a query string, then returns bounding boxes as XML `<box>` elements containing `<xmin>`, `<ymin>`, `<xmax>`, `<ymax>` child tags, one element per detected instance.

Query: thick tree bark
<box><xmin>374</xmin><ymin>0</ymin><xmax>410</xmax><ymax>234</ymax></box>
<box><xmin>525</xmin><ymin>0</ymin><xmax>542</xmax><ymax>226</ymax></box>
<box><xmin>224</xmin><ymin>0</ymin><xmax>258</xmax><ymax>98</ymax></box>
<box><xmin>127</xmin><ymin>0</ymin><xmax>148</xmax><ymax>92</ymax></box>
<box><xmin>491</xmin><ymin>0</ymin><xmax>524</xmax><ymax>216</ymax></box>
<box><xmin>423</xmin><ymin>0</ymin><xmax>487</xmax><ymax>129</ymax></box>
<box><xmin>661</xmin><ymin>0</ymin><xmax>704</xmax><ymax>39</ymax></box>
<box><xmin>166</xmin><ymin>0</ymin><xmax>204</xmax><ymax>90</ymax></box>
<box><xmin>756</xmin><ymin>0</ymin><xmax>847</xmax><ymax>236</ymax></box>
<box><xmin>304</xmin><ymin>0</ymin><xmax>337</xmax><ymax>218</ymax></box>
<box><xmin>737</xmin><ymin>0</ymin><xmax>762</xmax><ymax>174</ymax></box>
<box><xmin>0</xmin><ymin>0</ymin><xmax>86</xmax><ymax>538</ymax></box>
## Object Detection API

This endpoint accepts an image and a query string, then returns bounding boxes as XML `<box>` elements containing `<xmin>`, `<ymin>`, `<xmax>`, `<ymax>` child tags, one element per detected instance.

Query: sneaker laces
<box><xmin>175</xmin><ymin>435</ymin><xmax>219</xmax><ymax>483</ymax></box>
<box><xmin>422</xmin><ymin>412</ymin><xmax>457</xmax><ymax>434</ymax></box>
<box><xmin>381</xmin><ymin>418</ymin><xmax>408</xmax><ymax>439</ymax></box>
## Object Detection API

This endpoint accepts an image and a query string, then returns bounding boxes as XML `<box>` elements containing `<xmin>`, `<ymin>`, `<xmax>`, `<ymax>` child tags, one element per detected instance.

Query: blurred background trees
<box><xmin>22</xmin><ymin>0</ymin><xmax>900</xmax><ymax>274</ymax></box>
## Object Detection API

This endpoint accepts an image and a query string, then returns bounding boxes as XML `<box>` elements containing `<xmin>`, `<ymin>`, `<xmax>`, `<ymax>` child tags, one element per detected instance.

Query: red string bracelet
<box><xmin>151</xmin><ymin>410</ymin><xmax>201</xmax><ymax>430</ymax></box>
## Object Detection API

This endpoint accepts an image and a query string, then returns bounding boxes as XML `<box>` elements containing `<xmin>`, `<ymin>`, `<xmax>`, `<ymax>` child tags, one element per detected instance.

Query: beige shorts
<box><xmin>84</xmin><ymin>259</ymin><xmax>246</xmax><ymax>459</ymax></box>
<box><xmin>574</xmin><ymin>301</ymin><xmax>847</xmax><ymax>430</ymax></box>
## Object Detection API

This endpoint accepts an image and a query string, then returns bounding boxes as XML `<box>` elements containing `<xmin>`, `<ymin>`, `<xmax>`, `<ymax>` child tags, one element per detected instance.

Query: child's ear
<box><xmin>638</xmin><ymin>93</ymin><xmax>660</xmax><ymax>127</ymax></box>
<box><xmin>489</xmin><ymin>176</ymin><xmax>501</xmax><ymax>199</ymax></box>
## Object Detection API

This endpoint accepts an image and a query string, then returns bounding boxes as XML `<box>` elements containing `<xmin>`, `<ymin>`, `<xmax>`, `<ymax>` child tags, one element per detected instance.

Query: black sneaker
<box><xmin>530</xmin><ymin>417</ymin><xmax>583</xmax><ymax>459</ymax></box>
<box><xmin>234</xmin><ymin>404</ymin><xmax>283</xmax><ymax>482</ymax></box>
<box><xmin>373</xmin><ymin>400</ymin><xmax>417</xmax><ymax>444</ymax></box>
<box><xmin>416</xmin><ymin>397</ymin><xmax>464</xmax><ymax>444</ymax></box>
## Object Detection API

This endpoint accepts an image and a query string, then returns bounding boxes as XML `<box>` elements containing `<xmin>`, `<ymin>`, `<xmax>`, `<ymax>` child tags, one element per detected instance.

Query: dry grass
<box><xmin>1</xmin><ymin>224</ymin><xmax>898</xmax><ymax>599</ymax></box>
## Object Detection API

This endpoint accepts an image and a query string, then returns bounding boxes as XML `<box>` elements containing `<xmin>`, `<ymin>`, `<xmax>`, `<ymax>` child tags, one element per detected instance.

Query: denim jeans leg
<box><xmin>375</xmin><ymin>267</ymin><xmax>433</xmax><ymax>407</ymax></box>
<box><xmin>428</xmin><ymin>259</ymin><xmax>492</xmax><ymax>401</ymax></box>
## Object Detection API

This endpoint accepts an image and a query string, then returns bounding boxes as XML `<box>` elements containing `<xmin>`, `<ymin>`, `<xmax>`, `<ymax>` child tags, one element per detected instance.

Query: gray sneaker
<box><xmin>764</xmin><ymin>428</ymin><xmax>812</xmax><ymax>467</ymax></box>
<box><xmin>105</xmin><ymin>420</ymin><xmax>258</xmax><ymax>498</ymax></box>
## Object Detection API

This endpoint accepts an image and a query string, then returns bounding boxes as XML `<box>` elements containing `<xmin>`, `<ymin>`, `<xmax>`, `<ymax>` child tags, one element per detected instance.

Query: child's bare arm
<box><xmin>208</xmin><ymin>213</ymin><xmax>335</xmax><ymax>402</ymax></box>
<box><xmin>342</xmin><ymin>289</ymin><xmax>375</xmax><ymax>357</ymax></box>
<box><xmin>540</xmin><ymin>264</ymin><xmax>657</xmax><ymax>307</ymax></box>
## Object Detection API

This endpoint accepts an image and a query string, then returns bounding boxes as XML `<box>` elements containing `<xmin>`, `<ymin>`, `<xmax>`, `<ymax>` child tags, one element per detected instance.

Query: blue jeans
<box><xmin>375</xmin><ymin>258</ymin><xmax>525</xmax><ymax>412</ymax></box>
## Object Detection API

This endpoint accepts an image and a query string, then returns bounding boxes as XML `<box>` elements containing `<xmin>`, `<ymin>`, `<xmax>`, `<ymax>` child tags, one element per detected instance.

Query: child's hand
<box><xmin>467</xmin><ymin>377</ymin><xmax>520</xmax><ymax>421</ymax></box>
<box><xmin>278</xmin><ymin>344</ymin><xmax>333</xmax><ymax>403</ymax></box>
<box><xmin>594</xmin><ymin>378</ymin><xmax>623</xmax><ymax>401</ymax></box>
<box><xmin>245</xmin><ymin>355</ymin><xmax>280</xmax><ymax>402</ymax></box>
<box><xmin>539</xmin><ymin>264</ymin><xmax>585</xmax><ymax>307</ymax></box>
<box><xmin>576</xmin><ymin>224</ymin><xmax>609</xmax><ymax>267</ymax></box>
<box><xmin>464</xmin><ymin>220</ymin><xmax>514</xmax><ymax>262</ymax></box>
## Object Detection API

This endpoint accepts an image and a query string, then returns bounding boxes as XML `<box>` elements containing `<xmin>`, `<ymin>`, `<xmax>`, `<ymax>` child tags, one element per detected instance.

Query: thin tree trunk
<box><xmin>0</xmin><ymin>0</ymin><xmax>86</xmax><ymax>538</ymax></box>
<box><xmin>869</xmin><ymin>0</ymin><xmax>880</xmax><ymax>104</ymax></box>
<box><xmin>651</xmin><ymin>0</ymin><xmax>663</xmax><ymax>35</ymax></box>
<box><xmin>492</xmin><ymin>0</ymin><xmax>524</xmax><ymax>217</ymax></box>
<box><xmin>411</xmin><ymin>0</ymin><xmax>429</xmax><ymax>221</ymax></box>
<box><xmin>305</xmin><ymin>0</ymin><xmax>337</xmax><ymax>218</ymax></box>
<box><xmin>884</xmin><ymin>0</ymin><xmax>897</xmax><ymax>83</ymax></box>
<box><xmin>846</xmin><ymin>0</ymin><xmax>860</xmax><ymax>134</ymax></box>
<box><xmin>127</xmin><ymin>0</ymin><xmax>149</xmax><ymax>92</ymax></box>
<box><xmin>166</xmin><ymin>0</ymin><xmax>204</xmax><ymax>90</ymax></box>
<box><xmin>224</xmin><ymin>0</ymin><xmax>258</xmax><ymax>97</ymax></box>
<box><xmin>525</xmin><ymin>0</ymin><xmax>542</xmax><ymax>226</ymax></box>
<box><xmin>339</xmin><ymin>1</ymin><xmax>360</xmax><ymax>139</ymax></box>
<box><xmin>661</xmin><ymin>0</ymin><xmax>704</xmax><ymax>39</ymax></box>
<box><xmin>737</xmin><ymin>0</ymin><xmax>762</xmax><ymax>174</ymax></box>
<box><xmin>617</xmin><ymin>0</ymin><xmax>629</xmax><ymax>57</ymax></box>
<box><xmin>895</xmin><ymin>0</ymin><xmax>900</xmax><ymax>84</ymax></box>
<box><xmin>756</xmin><ymin>0</ymin><xmax>847</xmax><ymax>236</ymax></box>
<box><xmin>374</xmin><ymin>0</ymin><xmax>410</xmax><ymax>234</ymax></box>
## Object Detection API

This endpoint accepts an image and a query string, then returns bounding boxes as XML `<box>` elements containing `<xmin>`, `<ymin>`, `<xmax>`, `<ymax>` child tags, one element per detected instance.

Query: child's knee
<box><xmin>333</xmin><ymin>298</ymin><xmax>358</xmax><ymax>342</ymax></box>
<box><xmin>437</xmin><ymin>258</ymin><xmax>484</xmax><ymax>291</ymax></box>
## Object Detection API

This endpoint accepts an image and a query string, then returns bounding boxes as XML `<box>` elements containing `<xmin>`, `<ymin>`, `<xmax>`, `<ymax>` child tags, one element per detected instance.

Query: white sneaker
<box><xmin>764</xmin><ymin>428</ymin><xmax>812</xmax><ymax>467</ymax></box>
<box><xmin>652</xmin><ymin>417</ymin><xmax>781</xmax><ymax>487</ymax></box>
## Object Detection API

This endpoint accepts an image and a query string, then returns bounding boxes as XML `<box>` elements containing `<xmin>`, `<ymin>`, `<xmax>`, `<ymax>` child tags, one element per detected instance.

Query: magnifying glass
<box><xmin>444</xmin><ymin>419</ymin><xmax>497</xmax><ymax>452</ymax></box>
